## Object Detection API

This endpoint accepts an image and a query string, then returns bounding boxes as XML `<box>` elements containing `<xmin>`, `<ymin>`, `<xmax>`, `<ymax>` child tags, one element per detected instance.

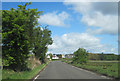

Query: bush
<box><xmin>2</xmin><ymin>2</ymin><xmax>41</xmax><ymax>71</ymax></box>
<box><xmin>73</xmin><ymin>48</ymin><xmax>88</xmax><ymax>64</ymax></box>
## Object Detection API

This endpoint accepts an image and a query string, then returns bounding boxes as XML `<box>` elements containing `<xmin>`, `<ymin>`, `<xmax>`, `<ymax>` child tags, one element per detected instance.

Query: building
<box><xmin>65</xmin><ymin>54</ymin><xmax>74</xmax><ymax>58</ymax></box>
<box><xmin>62</xmin><ymin>54</ymin><xmax>65</xmax><ymax>58</ymax></box>
<box><xmin>47</xmin><ymin>55</ymin><xmax>50</xmax><ymax>59</ymax></box>
<box><xmin>52</xmin><ymin>55</ymin><xmax>59</xmax><ymax>59</ymax></box>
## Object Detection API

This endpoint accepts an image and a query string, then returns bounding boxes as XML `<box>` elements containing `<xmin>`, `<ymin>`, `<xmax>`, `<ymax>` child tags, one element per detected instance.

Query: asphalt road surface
<box><xmin>36</xmin><ymin>61</ymin><xmax>109</xmax><ymax>79</ymax></box>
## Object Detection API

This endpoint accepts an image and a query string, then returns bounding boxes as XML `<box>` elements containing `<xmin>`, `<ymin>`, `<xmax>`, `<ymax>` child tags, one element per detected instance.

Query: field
<box><xmin>62</xmin><ymin>58</ymin><xmax>119</xmax><ymax>79</ymax></box>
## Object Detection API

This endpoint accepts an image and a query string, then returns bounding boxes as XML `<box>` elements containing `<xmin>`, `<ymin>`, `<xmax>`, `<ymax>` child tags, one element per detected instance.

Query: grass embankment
<box><xmin>0</xmin><ymin>58</ymin><xmax>2</xmax><ymax>81</ymax></box>
<box><xmin>2</xmin><ymin>55</ymin><xmax>50</xmax><ymax>81</ymax></box>
<box><xmin>62</xmin><ymin>58</ymin><xmax>119</xmax><ymax>79</ymax></box>
<box><xmin>0</xmin><ymin>70</ymin><xmax>2</xmax><ymax>81</ymax></box>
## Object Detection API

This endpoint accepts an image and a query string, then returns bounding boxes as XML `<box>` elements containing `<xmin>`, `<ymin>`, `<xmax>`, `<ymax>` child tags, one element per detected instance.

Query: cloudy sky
<box><xmin>2</xmin><ymin>1</ymin><xmax>118</xmax><ymax>54</ymax></box>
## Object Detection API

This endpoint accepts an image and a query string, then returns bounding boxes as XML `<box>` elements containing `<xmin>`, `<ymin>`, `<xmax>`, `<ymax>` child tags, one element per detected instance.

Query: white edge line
<box><xmin>33</xmin><ymin>75</ymin><xmax>40</xmax><ymax>81</ymax></box>
<box><xmin>71</xmin><ymin>65</ymin><xmax>111</xmax><ymax>79</ymax></box>
<box><xmin>33</xmin><ymin>62</ymin><xmax>49</xmax><ymax>81</ymax></box>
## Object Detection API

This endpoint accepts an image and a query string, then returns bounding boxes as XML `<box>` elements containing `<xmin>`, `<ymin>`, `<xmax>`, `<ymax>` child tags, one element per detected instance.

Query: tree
<box><xmin>50</xmin><ymin>53</ymin><xmax>52</xmax><ymax>60</ymax></box>
<box><xmin>2</xmin><ymin>2</ymin><xmax>42</xmax><ymax>71</ymax></box>
<box><xmin>56</xmin><ymin>54</ymin><xmax>62</xmax><ymax>59</ymax></box>
<box><xmin>33</xmin><ymin>26</ymin><xmax>53</xmax><ymax>63</ymax></box>
<box><xmin>33</xmin><ymin>27</ymin><xmax>43</xmax><ymax>60</ymax></box>
<box><xmin>73</xmin><ymin>48</ymin><xmax>88</xmax><ymax>64</ymax></box>
<box><xmin>100</xmin><ymin>52</ymin><xmax>106</xmax><ymax>60</ymax></box>
<box><xmin>47</xmin><ymin>53</ymin><xmax>52</xmax><ymax>60</ymax></box>
<box><xmin>88</xmin><ymin>53</ymin><xmax>100</xmax><ymax>60</ymax></box>
<box><xmin>0</xmin><ymin>10</ymin><xmax>1</xmax><ymax>46</ymax></box>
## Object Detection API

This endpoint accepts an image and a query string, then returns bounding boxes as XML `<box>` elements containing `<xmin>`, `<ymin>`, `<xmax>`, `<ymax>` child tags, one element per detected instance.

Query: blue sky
<box><xmin>2</xmin><ymin>2</ymin><xmax>118</xmax><ymax>54</ymax></box>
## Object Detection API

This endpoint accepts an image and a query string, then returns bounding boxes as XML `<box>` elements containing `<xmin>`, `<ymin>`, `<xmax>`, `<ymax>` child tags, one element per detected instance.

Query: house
<box><xmin>65</xmin><ymin>54</ymin><xmax>74</xmax><ymax>58</ymax></box>
<box><xmin>62</xmin><ymin>54</ymin><xmax>65</xmax><ymax>58</ymax></box>
<box><xmin>52</xmin><ymin>54</ymin><xmax>59</xmax><ymax>59</ymax></box>
<box><xmin>47</xmin><ymin>55</ymin><xmax>50</xmax><ymax>59</ymax></box>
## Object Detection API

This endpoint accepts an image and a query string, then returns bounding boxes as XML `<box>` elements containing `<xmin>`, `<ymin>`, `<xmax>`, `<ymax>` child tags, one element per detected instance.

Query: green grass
<box><xmin>0</xmin><ymin>58</ymin><xmax>2</xmax><ymax>81</ymax></box>
<box><xmin>0</xmin><ymin>58</ymin><xmax>1</xmax><ymax>65</ymax></box>
<box><xmin>2</xmin><ymin>61</ymin><xmax>49</xmax><ymax>81</ymax></box>
<box><xmin>52</xmin><ymin>59</ymin><xmax>61</xmax><ymax>61</ymax></box>
<box><xmin>0</xmin><ymin>70</ymin><xmax>2</xmax><ymax>81</ymax></box>
<box><xmin>73</xmin><ymin>62</ymin><xmax>118</xmax><ymax>78</ymax></box>
<box><xmin>62</xmin><ymin>59</ymin><xmax>119</xmax><ymax>79</ymax></box>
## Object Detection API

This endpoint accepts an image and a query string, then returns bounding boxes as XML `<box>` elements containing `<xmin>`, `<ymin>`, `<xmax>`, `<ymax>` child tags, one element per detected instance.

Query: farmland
<box><xmin>62</xmin><ymin>58</ymin><xmax>119</xmax><ymax>79</ymax></box>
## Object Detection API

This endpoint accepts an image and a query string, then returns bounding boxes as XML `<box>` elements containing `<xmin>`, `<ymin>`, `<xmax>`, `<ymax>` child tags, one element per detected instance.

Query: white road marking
<box><xmin>101</xmin><ymin>75</ymin><xmax>111</xmax><ymax>79</ymax></box>
<box><xmin>33</xmin><ymin>64</ymin><xmax>48</xmax><ymax>81</ymax></box>
<box><xmin>71</xmin><ymin>65</ymin><xmax>110</xmax><ymax>79</ymax></box>
<box><xmin>33</xmin><ymin>75</ymin><xmax>40</xmax><ymax>81</ymax></box>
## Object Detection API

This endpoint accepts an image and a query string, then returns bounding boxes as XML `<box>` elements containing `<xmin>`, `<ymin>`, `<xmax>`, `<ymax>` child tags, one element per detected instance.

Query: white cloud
<box><xmin>38</xmin><ymin>11</ymin><xmax>70</xmax><ymax>27</ymax></box>
<box><xmin>2</xmin><ymin>0</ymin><xmax>119</xmax><ymax>2</ymax></box>
<box><xmin>64</xmin><ymin>1</ymin><xmax>118</xmax><ymax>35</ymax></box>
<box><xmin>82</xmin><ymin>12</ymin><xmax>118</xmax><ymax>35</ymax></box>
<box><xmin>63</xmin><ymin>0</ymin><xmax>119</xmax><ymax>2</ymax></box>
<box><xmin>48</xmin><ymin>33</ymin><xmax>116</xmax><ymax>54</ymax></box>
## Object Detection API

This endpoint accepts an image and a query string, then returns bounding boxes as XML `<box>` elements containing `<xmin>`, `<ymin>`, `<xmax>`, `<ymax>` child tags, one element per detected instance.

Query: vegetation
<box><xmin>56</xmin><ymin>54</ymin><xmax>62</xmax><ymax>59</ymax></box>
<box><xmin>1</xmin><ymin>1</ymin><xmax>119</xmax><ymax>80</ymax></box>
<box><xmin>2</xmin><ymin>1</ymin><xmax>53</xmax><ymax>79</ymax></box>
<box><xmin>33</xmin><ymin>26</ymin><xmax>52</xmax><ymax>63</ymax></box>
<box><xmin>73</xmin><ymin>62</ymin><xmax>118</xmax><ymax>79</ymax></box>
<box><xmin>72</xmin><ymin>48</ymin><xmax>88</xmax><ymax>64</ymax></box>
<box><xmin>47</xmin><ymin>53</ymin><xmax>52</xmax><ymax>60</ymax></box>
<box><xmin>61</xmin><ymin>58</ymin><xmax>73</xmax><ymax>63</ymax></box>
<box><xmin>62</xmin><ymin>53</ymin><xmax>119</xmax><ymax>79</ymax></box>
<box><xmin>2</xmin><ymin>2</ymin><xmax>39</xmax><ymax>71</ymax></box>
<box><xmin>2</xmin><ymin>2</ymin><xmax>52</xmax><ymax>80</ymax></box>
<box><xmin>2</xmin><ymin>2</ymin><xmax>52</xmax><ymax>72</ymax></box>
<box><xmin>88</xmin><ymin>53</ymin><xmax>118</xmax><ymax>61</ymax></box>
<box><xmin>2</xmin><ymin>56</ymin><xmax>49</xmax><ymax>81</ymax></box>
<box><xmin>61</xmin><ymin>47</ymin><xmax>119</xmax><ymax>79</ymax></box>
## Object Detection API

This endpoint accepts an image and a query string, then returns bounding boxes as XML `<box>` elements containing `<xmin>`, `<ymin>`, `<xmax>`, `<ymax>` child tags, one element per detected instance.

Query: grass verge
<box><xmin>0</xmin><ymin>70</ymin><xmax>2</xmax><ymax>81</ymax></box>
<box><xmin>62</xmin><ymin>59</ymin><xmax>119</xmax><ymax>79</ymax></box>
<box><xmin>2</xmin><ymin>61</ymin><xmax>49</xmax><ymax>81</ymax></box>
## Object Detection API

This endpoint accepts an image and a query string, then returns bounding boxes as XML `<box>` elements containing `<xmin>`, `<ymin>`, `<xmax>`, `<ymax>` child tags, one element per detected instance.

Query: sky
<box><xmin>2</xmin><ymin>1</ymin><xmax>118</xmax><ymax>54</ymax></box>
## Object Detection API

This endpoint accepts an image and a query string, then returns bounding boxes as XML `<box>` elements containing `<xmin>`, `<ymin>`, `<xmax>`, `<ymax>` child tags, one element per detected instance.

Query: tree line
<box><xmin>71</xmin><ymin>48</ymin><xmax>118</xmax><ymax>64</ymax></box>
<box><xmin>2</xmin><ymin>2</ymin><xmax>52</xmax><ymax>71</ymax></box>
<box><xmin>88</xmin><ymin>53</ymin><xmax>118</xmax><ymax>61</ymax></box>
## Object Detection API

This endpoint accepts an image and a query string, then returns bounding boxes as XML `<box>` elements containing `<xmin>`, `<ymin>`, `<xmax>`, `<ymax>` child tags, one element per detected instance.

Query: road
<box><xmin>35</xmin><ymin>61</ymin><xmax>109</xmax><ymax>79</ymax></box>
